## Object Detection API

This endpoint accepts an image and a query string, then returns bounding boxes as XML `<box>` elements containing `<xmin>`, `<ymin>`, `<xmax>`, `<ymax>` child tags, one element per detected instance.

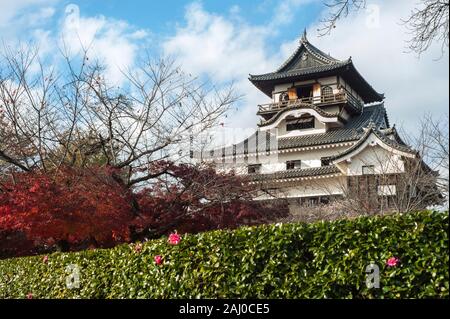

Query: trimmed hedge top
<box><xmin>0</xmin><ymin>211</ymin><xmax>448</xmax><ymax>298</ymax></box>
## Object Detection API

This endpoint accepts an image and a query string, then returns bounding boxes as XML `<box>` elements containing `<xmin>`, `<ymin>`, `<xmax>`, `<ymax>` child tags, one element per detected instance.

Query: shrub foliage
<box><xmin>0</xmin><ymin>211</ymin><xmax>448</xmax><ymax>299</ymax></box>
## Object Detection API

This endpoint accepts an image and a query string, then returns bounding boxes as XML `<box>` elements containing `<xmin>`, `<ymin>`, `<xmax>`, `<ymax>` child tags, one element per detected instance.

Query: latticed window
<box><xmin>321</xmin><ymin>86</ymin><xmax>334</xmax><ymax>102</ymax></box>
<box><xmin>321</xmin><ymin>86</ymin><xmax>333</xmax><ymax>97</ymax></box>
<box><xmin>286</xmin><ymin>117</ymin><xmax>314</xmax><ymax>131</ymax></box>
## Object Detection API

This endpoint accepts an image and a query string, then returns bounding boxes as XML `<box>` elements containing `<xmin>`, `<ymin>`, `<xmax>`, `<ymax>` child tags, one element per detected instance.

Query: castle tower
<box><xmin>195</xmin><ymin>32</ymin><xmax>427</xmax><ymax>211</ymax></box>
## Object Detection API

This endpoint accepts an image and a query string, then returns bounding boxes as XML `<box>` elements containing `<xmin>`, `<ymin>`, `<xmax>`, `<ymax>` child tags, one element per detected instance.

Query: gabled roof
<box><xmin>275</xmin><ymin>34</ymin><xmax>342</xmax><ymax>73</ymax></box>
<box><xmin>248</xmin><ymin>32</ymin><xmax>384</xmax><ymax>103</ymax></box>
<box><xmin>326</xmin><ymin>123</ymin><xmax>416</xmax><ymax>164</ymax></box>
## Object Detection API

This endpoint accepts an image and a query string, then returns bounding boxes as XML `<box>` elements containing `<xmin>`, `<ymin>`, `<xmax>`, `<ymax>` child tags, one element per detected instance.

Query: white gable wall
<box><xmin>336</xmin><ymin>134</ymin><xmax>408</xmax><ymax>175</ymax></box>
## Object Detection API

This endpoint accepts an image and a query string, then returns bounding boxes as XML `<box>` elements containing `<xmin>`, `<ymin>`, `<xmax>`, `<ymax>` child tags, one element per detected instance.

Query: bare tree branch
<box><xmin>401</xmin><ymin>0</ymin><xmax>449</xmax><ymax>56</ymax></box>
<box><xmin>318</xmin><ymin>0</ymin><xmax>449</xmax><ymax>56</ymax></box>
<box><xmin>317</xmin><ymin>0</ymin><xmax>367</xmax><ymax>36</ymax></box>
<box><xmin>0</xmin><ymin>44</ymin><xmax>238</xmax><ymax>188</ymax></box>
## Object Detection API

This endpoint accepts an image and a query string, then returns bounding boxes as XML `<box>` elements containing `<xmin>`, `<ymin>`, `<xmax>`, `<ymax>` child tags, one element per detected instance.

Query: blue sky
<box><xmin>68</xmin><ymin>0</ymin><xmax>322</xmax><ymax>39</ymax></box>
<box><xmin>0</xmin><ymin>0</ymin><xmax>448</xmax><ymax>136</ymax></box>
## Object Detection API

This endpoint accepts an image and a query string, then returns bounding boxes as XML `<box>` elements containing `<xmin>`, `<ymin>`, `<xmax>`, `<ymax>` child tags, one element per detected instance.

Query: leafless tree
<box><xmin>406</xmin><ymin>113</ymin><xmax>449</xmax><ymax>204</ymax></box>
<box><xmin>402</xmin><ymin>0</ymin><xmax>449</xmax><ymax>56</ymax></box>
<box><xmin>0</xmin><ymin>44</ymin><xmax>238</xmax><ymax>188</ymax></box>
<box><xmin>317</xmin><ymin>0</ymin><xmax>367</xmax><ymax>36</ymax></box>
<box><xmin>318</xmin><ymin>0</ymin><xmax>449</xmax><ymax>56</ymax></box>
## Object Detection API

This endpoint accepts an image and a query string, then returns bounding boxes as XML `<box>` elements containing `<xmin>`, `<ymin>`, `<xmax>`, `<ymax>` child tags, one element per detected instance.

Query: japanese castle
<box><xmin>194</xmin><ymin>31</ymin><xmax>420</xmax><ymax>210</ymax></box>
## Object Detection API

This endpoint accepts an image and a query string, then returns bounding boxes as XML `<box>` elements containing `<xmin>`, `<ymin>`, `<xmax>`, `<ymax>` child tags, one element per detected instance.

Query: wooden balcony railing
<box><xmin>257</xmin><ymin>90</ymin><xmax>363</xmax><ymax>114</ymax></box>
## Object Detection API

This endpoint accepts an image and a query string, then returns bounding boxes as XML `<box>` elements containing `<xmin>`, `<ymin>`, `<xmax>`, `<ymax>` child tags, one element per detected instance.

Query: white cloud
<box><xmin>0</xmin><ymin>0</ymin><xmax>53</xmax><ymax>27</ymax></box>
<box><xmin>1</xmin><ymin>2</ymin><xmax>151</xmax><ymax>86</ymax></box>
<box><xmin>60</xmin><ymin>11</ymin><xmax>135</xmax><ymax>84</ymax></box>
<box><xmin>0</xmin><ymin>0</ymin><xmax>58</xmax><ymax>77</ymax></box>
<box><xmin>19</xmin><ymin>6</ymin><xmax>55</xmax><ymax>26</ymax></box>
<box><xmin>270</xmin><ymin>0</ymin><xmax>314</xmax><ymax>28</ymax></box>
<box><xmin>163</xmin><ymin>2</ymin><xmax>288</xmax><ymax>130</ymax></box>
<box><xmin>164</xmin><ymin>3</ymin><xmax>274</xmax><ymax>82</ymax></box>
<box><xmin>58</xmin><ymin>4</ymin><xmax>150</xmax><ymax>85</ymax></box>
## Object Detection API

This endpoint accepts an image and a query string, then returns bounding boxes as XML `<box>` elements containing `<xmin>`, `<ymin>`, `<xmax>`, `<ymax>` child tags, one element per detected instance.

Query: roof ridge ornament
<box><xmin>301</xmin><ymin>28</ymin><xmax>308</xmax><ymax>43</ymax></box>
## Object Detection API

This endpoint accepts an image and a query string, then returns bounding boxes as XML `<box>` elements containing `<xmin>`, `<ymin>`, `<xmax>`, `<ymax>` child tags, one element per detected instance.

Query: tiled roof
<box><xmin>248</xmin><ymin>36</ymin><xmax>384</xmax><ymax>103</ymax></box>
<box><xmin>249</xmin><ymin>165</ymin><xmax>341</xmax><ymax>182</ymax></box>
<box><xmin>275</xmin><ymin>37</ymin><xmax>340</xmax><ymax>73</ymax></box>
<box><xmin>201</xmin><ymin>103</ymin><xmax>389</xmax><ymax>157</ymax></box>
<box><xmin>277</xmin><ymin>102</ymin><xmax>388</xmax><ymax>150</ymax></box>
<box><xmin>326</xmin><ymin>124</ymin><xmax>415</xmax><ymax>163</ymax></box>
<box><xmin>250</xmin><ymin>60</ymin><xmax>351</xmax><ymax>82</ymax></box>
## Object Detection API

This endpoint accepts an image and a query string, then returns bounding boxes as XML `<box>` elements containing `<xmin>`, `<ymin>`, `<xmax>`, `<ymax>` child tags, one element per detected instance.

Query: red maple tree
<box><xmin>0</xmin><ymin>163</ymin><xmax>287</xmax><ymax>258</ymax></box>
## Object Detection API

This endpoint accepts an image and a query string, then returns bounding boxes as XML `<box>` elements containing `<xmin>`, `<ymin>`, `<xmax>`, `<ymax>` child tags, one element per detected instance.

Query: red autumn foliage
<box><xmin>0</xmin><ymin>167</ymin><xmax>136</xmax><ymax>256</ymax></box>
<box><xmin>0</xmin><ymin>163</ymin><xmax>287</xmax><ymax>258</ymax></box>
<box><xmin>134</xmin><ymin>162</ymin><xmax>287</xmax><ymax>237</ymax></box>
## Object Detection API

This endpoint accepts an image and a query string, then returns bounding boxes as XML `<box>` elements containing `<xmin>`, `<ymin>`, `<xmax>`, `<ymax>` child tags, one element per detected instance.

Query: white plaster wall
<box><xmin>340</xmin><ymin>136</ymin><xmax>406</xmax><ymax>175</ymax></box>
<box><xmin>317</xmin><ymin>76</ymin><xmax>338</xmax><ymax>86</ymax></box>
<box><xmin>208</xmin><ymin>139</ymin><xmax>354</xmax><ymax>176</ymax></box>
<box><xmin>256</xmin><ymin>176</ymin><xmax>346</xmax><ymax>200</ymax></box>
<box><xmin>278</xmin><ymin>145</ymin><xmax>350</xmax><ymax>162</ymax></box>
<box><xmin>228</xmin><ymin>145</ymin><xmax>350</xmax><ymax>174</ymax></box>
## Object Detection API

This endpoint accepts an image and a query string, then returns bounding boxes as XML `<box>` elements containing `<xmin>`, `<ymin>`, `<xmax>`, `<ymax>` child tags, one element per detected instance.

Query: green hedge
<box><xmin>0</xmin><ymin>211</ymin><xmax>448</xmax><ymax>298</ymax></box>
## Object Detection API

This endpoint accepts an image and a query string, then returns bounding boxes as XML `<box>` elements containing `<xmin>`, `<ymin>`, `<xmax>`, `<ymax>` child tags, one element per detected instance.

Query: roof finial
<box><xmin>301</xmin><ymin>28</ymin><xmax>308</xmax><ymax>43</ymax></box>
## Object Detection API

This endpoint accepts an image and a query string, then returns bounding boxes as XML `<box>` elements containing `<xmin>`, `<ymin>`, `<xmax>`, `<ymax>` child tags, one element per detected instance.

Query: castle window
<box><xmin>362</xmin><ymin>165</ymin><xmax>375</xmax><ymax>175</ymax></box>
<box><xmin>279</xmin><ymin>92</ymin><xmax>289</xmax><ymax>102</ymax></box>
<box><xmin>296</xmin><ymin>85</ymin><xmax>313</xmax><ymax>100</ymax></box>
<box><xmin>321</xmin><ymin>157</ymin><xmax>330</xmax><ymax>166</ymax></box>
<box><xmin>247</xmin><ymin>164</ymin><xmax>261</xmax><ymax>174</ymax></box>
<box><xmin>321</xmin><ymin>85</ymin><xmax>333</xmax><ymax>97</ymax></box>
<box><xmin>286</xmin><ymin>160</ymin><xmax>301</xmax><ymax>170</ymax></box>
<box><xmin>286</xmin><ymin>117</ymin><xmax>315</xmax><ymax>131</ymax></box>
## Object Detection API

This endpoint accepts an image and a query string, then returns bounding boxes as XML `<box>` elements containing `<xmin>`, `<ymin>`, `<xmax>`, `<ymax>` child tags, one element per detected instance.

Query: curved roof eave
<box><xmin>249</xmin><ymin>60</ymin><xmax>384</xmax><ymax>103</ymax></box>
<box><xmin>327</xmin><ymin>126</ymin><xmax>416</xmax><ymax>164</ymax></box>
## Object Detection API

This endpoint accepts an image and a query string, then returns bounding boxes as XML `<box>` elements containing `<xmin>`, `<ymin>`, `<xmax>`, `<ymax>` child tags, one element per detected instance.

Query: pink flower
<box><xmin>168</xmin><ymin>232</ymin><xmax>181</xmax><ymax>245</ymax></box>
<box><xmin>154</xmin><ymin>255</ymin><xmax>163</xmax><ymax>265</ymax></box>
<box><xmin>26</xmin><ymin>293</ymin><xmax>33</xmax><ymax>299</ymax></box>
<box><xmin>42</xmin><ymin>255</ymin><xmax>48</xmax><ymax>263</ymax></box>
<box><xmin>134</xmin><ymin>243</ymin><xmax>143</xmax><ymax>253</ymax></box>
<box><xmin>386</xmin><ymin>256</ymin><xmax>400</xmax><ymax>267</ymax></box>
